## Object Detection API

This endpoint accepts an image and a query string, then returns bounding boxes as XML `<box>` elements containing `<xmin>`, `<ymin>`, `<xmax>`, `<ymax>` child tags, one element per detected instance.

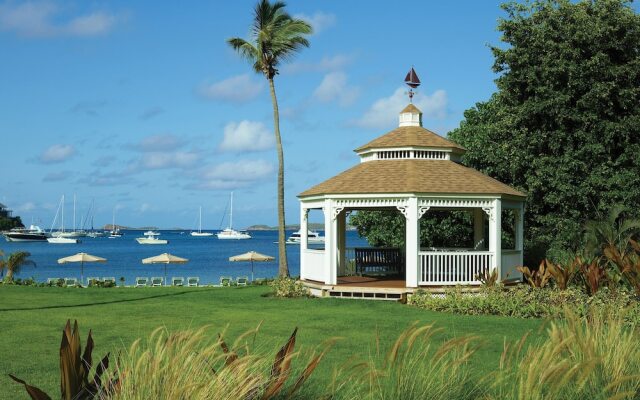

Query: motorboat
<box><xmin>143</xmin><ymin>230</ymin><xmax>160</xmax><ymax>236</ymax></box>
<box><xmin>2</xmin><ymin>225</ymin><xmax>48</xmax><ymax>242</ymax></box>
<box><xmin>108</xmin><ymin>207</ymin><xmax>122</xmax><ymax>238</ymax></box>
<box><xmin>136</xmin><ymin>232</ymin><xmax>168</xmax><ymax>245</ymax></box>
<box><xmin>216</xmin><ymin>192</ymin><xmax>251</xmax><ymax>240</ymax></box>
<box><xmin>286</xmin><ymin>230</ymin><xmax>325</xmax><ymax>245</ymax></box>
<box><xmin>47</xmin><ymin>237</ymin><xmax>79</xmax><ymax>244</ymax></box>
<box><xmin>191</xmin><ymin>207</ymin><xmax>213</xmax><ymax>237</ymax></box>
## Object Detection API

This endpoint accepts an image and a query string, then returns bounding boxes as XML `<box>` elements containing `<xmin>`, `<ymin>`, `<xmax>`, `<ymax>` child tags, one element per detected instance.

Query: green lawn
<box><xmin>0</xmin><ymin>286</ymin><xmax>543</xmax><ymax>399</ymax></box>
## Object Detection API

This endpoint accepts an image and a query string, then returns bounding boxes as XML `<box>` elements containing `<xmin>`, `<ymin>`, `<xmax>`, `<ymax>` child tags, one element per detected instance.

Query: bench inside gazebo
<box><xmin>297</xmin><ymin>100</ymin><xmax>525</xmax><ymax>300</ymax></box>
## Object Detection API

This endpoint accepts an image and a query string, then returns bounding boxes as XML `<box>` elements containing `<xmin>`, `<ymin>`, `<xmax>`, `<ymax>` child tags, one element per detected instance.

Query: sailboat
<box><xmin>47</xmin><ymin>195</ymin><xmax>79</xmax><ymax>244</ymax></box>
<box><xmin>108</xmin><ymin>207</ymin><xmax>122</xmax><ymax>238</ymax></box>
<box><xmin>191</xmin><ymin>206</ymin><xmax>213</xmax><ymax>237</ymax></box>
<box><xmin>216</xmin><ymin>192</ymin><xmax>251</xmax><ymax>240</ymax></box>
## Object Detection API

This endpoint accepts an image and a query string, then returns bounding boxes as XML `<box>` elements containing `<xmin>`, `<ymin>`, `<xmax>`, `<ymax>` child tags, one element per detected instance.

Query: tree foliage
<box><xmin>449</xmin><ymin>0</ymin><xmax>640</xmax><ymax>262</ymax></box>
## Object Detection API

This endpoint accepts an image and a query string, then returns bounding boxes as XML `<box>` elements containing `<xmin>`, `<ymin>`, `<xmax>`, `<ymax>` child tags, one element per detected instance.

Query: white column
<box><xmin>516</xmin><ymin>203</ymin><xmax>524</xmax><ymax>266</ymax></box>
<box><xmin>323</xmin><ymin>199</ymin><xmax>337</xmax><ymax>285</ymax></box>
<box><xmin>473</xmin><ymin>209</ymin><xmax>485</xmax><ymax>250</ymax></box>
<box><xmin>337</xmin><ymin>210</ymin><xmax>346</xmax><ymax>278</ymax></box>
<box><xmin>299</xmin><ymin>207</ymin><xmax>308</xmax><ymax>280</ymax></box>
<box><xmin>488</xmin><ymin>199</ymin><xmax>502</xmax><ymax>280</ymax></box>
<box><xmin>405</xmin><ymin>197</ymin><xmax>419</xmax><ymax>288</ymax></box>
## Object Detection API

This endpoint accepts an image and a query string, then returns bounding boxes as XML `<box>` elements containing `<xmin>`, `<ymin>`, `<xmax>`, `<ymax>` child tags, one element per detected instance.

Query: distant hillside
<box><xmin>103</xmin><ymin>225</ymin><xmax>160</xmax><ymax>231</ymax></box>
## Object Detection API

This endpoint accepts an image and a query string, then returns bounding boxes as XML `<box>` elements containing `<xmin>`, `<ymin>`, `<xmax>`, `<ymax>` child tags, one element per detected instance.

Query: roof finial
<box><xmin>404</xmin><ymin>66</ymin><xmax>421</xmax><ymax>103</ymax></box>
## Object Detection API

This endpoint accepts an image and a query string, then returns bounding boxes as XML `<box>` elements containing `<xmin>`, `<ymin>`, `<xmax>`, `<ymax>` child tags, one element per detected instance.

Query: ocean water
<box><xmin>4</xmin><ymin>230</ymin><xmax>368</xmax><ymax>285</ymax></box>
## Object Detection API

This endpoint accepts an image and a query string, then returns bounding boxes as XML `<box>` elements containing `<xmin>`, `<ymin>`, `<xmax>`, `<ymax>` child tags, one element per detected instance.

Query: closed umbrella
<box><xmin>142</xmin><ymin>253</ymin><xmax>189</xmax><ymax>283</ymax></box>
<box><xmin>229</xmin><ymin>251</ymin><xmax>274</xmax><ymax>282</ymax></box>
<box><xmin>58</xmin><ymin>252</ymin><xmax>107</xmax><ymax>283</ymax></box>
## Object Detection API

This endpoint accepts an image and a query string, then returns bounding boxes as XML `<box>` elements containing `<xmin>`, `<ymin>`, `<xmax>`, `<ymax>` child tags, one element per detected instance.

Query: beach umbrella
<box><xmin>142</xmin><ymin>253</ymin><xmax>189</xmax><ymax>283</ymax></box>
<box><xmin>229</xmin><ymin>251</ymin><xmax>274</xmax><ymax>282</ymax></box>
<box><xmin>58</xmin><ymin>252</ymin><xmax>107</xmax><ymax>283</ymax></box>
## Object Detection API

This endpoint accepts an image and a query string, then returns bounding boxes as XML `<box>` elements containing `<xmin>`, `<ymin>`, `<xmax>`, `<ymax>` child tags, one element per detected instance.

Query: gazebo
<box><xmin>298</xmin><ymin>103</ymin><xmax>525</xmax><ymax>299</ymax></box>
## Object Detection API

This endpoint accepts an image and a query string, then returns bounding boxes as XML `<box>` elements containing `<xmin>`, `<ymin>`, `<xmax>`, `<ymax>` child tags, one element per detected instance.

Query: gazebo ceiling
<box><xmin>354</xmin><ymin>125</ymin><xmax>466</xmax><ymax>154</ymax></box>
<box><xmin>298</xmin><ymin>159</ymin><xmax>526</xmax><ymax>198</ymax></box>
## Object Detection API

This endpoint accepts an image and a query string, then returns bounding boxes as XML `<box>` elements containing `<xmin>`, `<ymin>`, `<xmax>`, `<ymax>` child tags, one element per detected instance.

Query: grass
<box><xmin>0</xmin><ymin>285</ymin><xmax>543</xmax><ymax>399</ymax></box>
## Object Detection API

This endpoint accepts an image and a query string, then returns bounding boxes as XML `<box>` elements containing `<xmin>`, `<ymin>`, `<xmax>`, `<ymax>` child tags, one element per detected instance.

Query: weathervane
<box><xmin>404</xmin><ymin>67</ymin><xmax>421</xmax><ymax>102</ymax></box>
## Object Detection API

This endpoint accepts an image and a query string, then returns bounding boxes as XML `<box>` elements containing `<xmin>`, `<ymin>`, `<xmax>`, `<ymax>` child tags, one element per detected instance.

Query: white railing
<box><xmin>302</xmin><ymin>249</ymin><xmax>325</xmax><ymax>282</ymax></box>
<box><xmin>501</xmin><ymin>250</ymin><xmax>522</xmax><ymax>281</ymax></box>
<box><xmin>419</xmin><ymin>251</ymin><xmax>493</xmax><ymax>285</ymax></box>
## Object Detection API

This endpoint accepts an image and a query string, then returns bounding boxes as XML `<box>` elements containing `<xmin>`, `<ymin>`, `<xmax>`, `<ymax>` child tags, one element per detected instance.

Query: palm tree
<box><xmin>1</xmin><ymin>251</ymin><xmax>36</xmax><ymax>282</ymax></box>
<box><xmin>584</xmin><ymin>205</ymin><xmax>640</xmax><ymax>257</ymax></box>
<box><xmin>228</xmin><ymin>0</ymin><xmax>312</xmax><ymax>277</ymax></box>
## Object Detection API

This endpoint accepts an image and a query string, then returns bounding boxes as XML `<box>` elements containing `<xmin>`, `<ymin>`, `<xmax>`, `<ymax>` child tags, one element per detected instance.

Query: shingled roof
<box><xmin>354</xmin><ymin>126</ymin><xmax>466</xmax><ymax>153</ymax></box>
<box><xmin>299</xmin><ymin>160</ymin><xmax>525</xmax><ymax>198</ymax></box>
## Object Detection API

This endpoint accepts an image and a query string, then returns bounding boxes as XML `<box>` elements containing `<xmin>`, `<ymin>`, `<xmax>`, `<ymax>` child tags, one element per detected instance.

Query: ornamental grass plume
<box><xmin>102</xmin><ymin>324</ymin><xmax>334</xmax><ymax>400</ymax></box>
<box><xmin>492</xmin><ymin>307</ymin><xmax>640</xmax><ymax>400</ymax></box>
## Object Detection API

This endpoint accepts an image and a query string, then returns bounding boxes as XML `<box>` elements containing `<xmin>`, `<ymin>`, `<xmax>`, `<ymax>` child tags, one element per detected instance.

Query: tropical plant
<box><xmin>227</xmin><ymin>0</ymin><xmax>312</xmax><ymax>277</ymax></box>
<box><xmin>1</xmin><ymin>250</ymin><xmax>36</xmax><ymax>283</ymax></box>
<box><xmin>476</xmin><ymin>267</ymin><xmax>499</xmax><ymax>288</ymax></box>
<box><xmin>604</xmin><ymin>239</ymin><xmax>640</xmax><ymax>295</ymax></box>
<box><xmin>517</xmin><ymin>261</ymin><xmax>553</xmax><ymax>288</ymax></box>
<box><xmin>585</xmin><ymin>204</ymin><xmax>640</xmax><ymax>258</ymax></box>
<box><xmin>10</xmin><ymin>320</ymin><xmax>114</xmax><ymax>400</ymax></box>
<box><xmin>544</xmin><ymin>258</ymin><xmax>578</xmax><ymax>290</ymax></box>
<box><xmin>271</xmin><ymin>276</ymin><xmax>309</xmax><ymax>297</ymax></box>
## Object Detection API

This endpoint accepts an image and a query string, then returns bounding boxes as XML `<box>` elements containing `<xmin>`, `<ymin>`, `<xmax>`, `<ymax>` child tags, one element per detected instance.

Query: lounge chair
<box><xmin>64</xmin><ymin>277</ymin><xmax>78</xmax><ymax>287</ymax></box>
<box><xmin>219</xmin><ymin>276</ymin><xmax>232</xmax><ymax>287</ymax></box>
<box><xmin>171</xmin><ymin>277</ymin><xmax>184</xmax><ymax>287</ymax></box>
<box><xmin>87</xmin><ymin>277</ymin><xmax>101</xmax><ymax>286</ymax></box>
<box><xmin>135</xmin><ymin>277</ymin><xmax>148</xmax><ymax>287</ymax></box>
<box><xmin>103</xmin><ymin>277</ymin><xmax>116</xmax><ymax>285</ymax></box>
<box><xmin>187</xmin><ymin>277</ymin><xmax>199</xmax><ymax>287</ymax></box>
<box><xmin>151</xmin><ymin>277</ymin><xmax>164</xmax><ymax>287</ymax></box>
<box><xmin>236</xmin><ymin>276</ymin><xmax>249</xmax><ymax>286</ymax></box>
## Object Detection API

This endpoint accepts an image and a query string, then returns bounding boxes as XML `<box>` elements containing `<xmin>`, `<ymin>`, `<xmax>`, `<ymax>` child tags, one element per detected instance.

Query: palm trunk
<box><xmin>268</xmin><ymin>77</ymin><xmax>289</xmax><ymax>277</ymax></box>
<box><xmin>5</xmin><ymin>267</ymin><xmax>13</xmax><ymax>282</ymax></box>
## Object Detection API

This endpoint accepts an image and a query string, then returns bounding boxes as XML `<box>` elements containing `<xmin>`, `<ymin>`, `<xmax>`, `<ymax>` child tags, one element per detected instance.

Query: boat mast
<box><xmin>230</xmin><ymin>192</ymin><xmax>233</xmax><ymax>230</ymax></box>
<box><xmin>73</xmin><ymin>194</ymin><xmax>76</xmax><ymax>232</ymax></box>
<box><xmin>61</xmin><ymin>194</ymin><xmax>65</xmax><ymax>233</ymax></box>
<box><xmin>199</xmin><ymin>206</ymin><xmax>202</xmax><ymax>233</ymax></box>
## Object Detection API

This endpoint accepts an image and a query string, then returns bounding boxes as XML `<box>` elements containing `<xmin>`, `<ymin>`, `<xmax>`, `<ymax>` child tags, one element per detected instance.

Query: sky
<box><xmin>0</xmin><ymin>0</ymin><xmax>542</xmax><ymax>229</ymax></box>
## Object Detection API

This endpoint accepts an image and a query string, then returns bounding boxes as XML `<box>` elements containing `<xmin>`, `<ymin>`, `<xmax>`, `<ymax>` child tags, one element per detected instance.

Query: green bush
<box><xmin>409</xmin><ymin>285</ymin><xmax>640</xmax><ymax>324</ymax></box>
<box><xmin>271</xmin><ymin>277</ymin><xmax>309</xmax><ymax>298</ymax></box>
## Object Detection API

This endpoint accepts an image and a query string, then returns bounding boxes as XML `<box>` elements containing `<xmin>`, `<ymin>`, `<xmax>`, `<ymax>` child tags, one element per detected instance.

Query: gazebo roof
<box><xmin>354</xmin><ymin>125</ymin><xmax>466</xmax><ymax>153</ymax></box>
<box><xmin>298</xmin><ymin>160</ymin><xmax>526</xmax><ymax>198</ymax></box>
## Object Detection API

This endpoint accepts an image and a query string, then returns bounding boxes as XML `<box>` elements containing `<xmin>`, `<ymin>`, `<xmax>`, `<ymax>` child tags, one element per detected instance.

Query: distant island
<box><xmin>103</xmin><ymin>224</ymin><xmax>161</xmax><ymax>231</ymax></box>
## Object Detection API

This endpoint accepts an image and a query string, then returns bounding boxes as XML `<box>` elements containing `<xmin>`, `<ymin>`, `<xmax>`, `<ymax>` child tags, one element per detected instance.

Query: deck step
<box><xmin>327</xmin><ymin>290</ymin><xmax>404</xmax><ymax>301</ymax></box>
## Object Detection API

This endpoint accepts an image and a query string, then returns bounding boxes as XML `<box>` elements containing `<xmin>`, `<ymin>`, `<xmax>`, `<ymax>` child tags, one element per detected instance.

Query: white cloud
<box><xmin>219</xmin><ymin>120</ymin><xmax>274</xmax><ymax>152</ymax></box>
<box><xmin>193</xmin><ymin>159</ymin><xmax>274</xmax><ymax>190</ymax></box>
<box><xmin>313</xmin><ymin>72</ymin><xmax>359</xmax><ymax>106</ymax></box>
<box><xmin>16</xmin><ymin>202</ymin><xmax>36</xmax><ymax>212</ymax></box>
<box><xmin>139</xmin><ymin>203</ymin><xmax>150</xmax><ymax>213</ymax></box>
<box><xmin>141</xmin><ymin>151</ymin><xmax>199</xmax><ymax>169</ymax></box>
<box><xmin>0</xmin><ymin>2</ymin><xmax>123</xmax><ymax>38</ymax></box>
<box><xmin>39</xmin><ymin>144</ymin><xmax>75</xmax><ymax>163</ymax></box>
<box><xmin>198</xmin><ymin>74</ymin><xmax>263</xmax><ymax>103</ymax></box>
<box><xmin>132</xmin><ymin>134</ymin><xmax>185</xmax><ymax>152</ymax></box>
<box><xmin>294</xmin><ymin>11</ymin><xmax>336</xmax><ymax>34</ymax></box>
<box><xmin>283</xmin><ymin>54</ymin><xmax>353</xmax><ymax>74</ymax></box>
<box><xmin>353</xmin><ymin>88</ymin><xmax>448</xmax><ymax>129</ymax></box>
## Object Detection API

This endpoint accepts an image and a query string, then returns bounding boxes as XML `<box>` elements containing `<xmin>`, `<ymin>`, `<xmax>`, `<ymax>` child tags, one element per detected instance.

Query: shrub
<box><xmin>271</xmin><ymin>277</ymin><xmax>309</xmax><ymax>298</ymax></box>
<box><xmin>409</xmin><ymin>285</ymin><xmax>640</xmax><ymax>324</ymax></box>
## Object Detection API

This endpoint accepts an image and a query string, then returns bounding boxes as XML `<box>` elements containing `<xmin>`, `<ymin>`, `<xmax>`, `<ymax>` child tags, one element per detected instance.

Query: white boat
<box><xmin>47</xmin><ymin>237</ymin><xmax>79</xmax><ymax>244</ymax></box>
<box><xmin>48</xmin><ymin>195</ymin><xmax>79</xmax><ymax>243</ymax></box>
<box><xmin>286</xmin><ymin>230</ymin><xmax>325</xmax><ymax>245</ymax></box>
<box><xmin>51</xmin><ymin>194</ymin><xmax>86</xmax><ymax>237</ymax></box>
<box><xmin>109</xmin><ymin>207</ymin><xmax>122</xmax><ymax>238</ymax></box>
<box><xmin>144</xmin><ymin>230</ymin><xmax>160</xmax><ymax>236</ymax></box>
<box><xmin>136</xmin><ymin>232</ymin><xmax>168</xmax><ymax>245</ymax></box>
<box><xmin>191</xmin><ymin>206</ymin><xmax>213</xmax><ymax>237</ymax></box>
<box><xmin>3</xmin><ymin>225</ymin><xmax>48</xmax><ymax>242</ymax></box>
<box><xmin>217</xmin><ymin>192</ymin><xmax>251</xmax><ymax>240</ymax></box>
